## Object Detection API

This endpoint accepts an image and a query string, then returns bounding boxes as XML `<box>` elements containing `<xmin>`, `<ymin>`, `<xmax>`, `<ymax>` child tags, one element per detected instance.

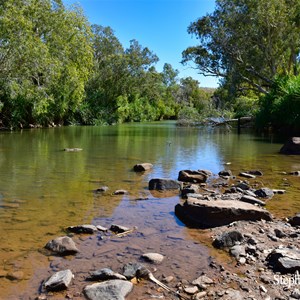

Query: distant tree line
<box><xmin>0</xmin><ymin>0</ymin><xmax>214</xmax><ymax>129</ymax></box>
<box><xmin>183</xmin><ymin>0</ymin><xmax>300</xmax><ymax>133</ymax></box>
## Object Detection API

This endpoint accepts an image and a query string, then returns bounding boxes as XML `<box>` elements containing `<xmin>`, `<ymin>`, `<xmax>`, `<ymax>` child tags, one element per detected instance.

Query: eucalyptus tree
<box><xmin>0</xmin><ymin>0</ymin><xmax>93</xmax><ymax>127</ymax></box>
<box><xmin>182</xmin><ymin>0</ymin><xmax>300</xmax><ymax>96</ymax></box>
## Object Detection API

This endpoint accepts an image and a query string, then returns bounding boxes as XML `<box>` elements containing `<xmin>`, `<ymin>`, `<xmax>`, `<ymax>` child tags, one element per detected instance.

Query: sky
<box><xmin>63</xmin><ymin>0</ymin><xmax>218</xmax><ymax>88</ymax></box>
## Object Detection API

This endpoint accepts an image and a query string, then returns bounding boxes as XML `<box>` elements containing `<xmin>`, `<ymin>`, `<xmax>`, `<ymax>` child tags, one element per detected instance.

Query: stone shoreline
<box><xmin>25</xmin><ymin>163</ymin><xmax>300</xmax><ymax>299</ymax></box>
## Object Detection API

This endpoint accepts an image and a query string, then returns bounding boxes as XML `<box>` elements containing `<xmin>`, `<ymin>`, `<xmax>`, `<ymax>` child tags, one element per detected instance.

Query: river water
<box><xmin>0</xmin><ymin>122</ymin><xmax>299</xmax><ymax>299</ymax></box>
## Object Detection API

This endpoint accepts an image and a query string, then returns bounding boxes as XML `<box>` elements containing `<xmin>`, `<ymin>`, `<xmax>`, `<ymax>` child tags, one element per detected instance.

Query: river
<box><xmin>0</xmin><ymin>121</ymin><xmax>299</xmax><ymax>299</ymax></box>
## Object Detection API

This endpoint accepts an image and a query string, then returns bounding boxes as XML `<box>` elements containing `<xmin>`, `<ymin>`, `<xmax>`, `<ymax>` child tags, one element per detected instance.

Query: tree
<box><xmin>182</xmin><ymin>0</ymin><xmax>300</xmax><ymax>95</ymax></box>
<box><xmin>0</xmin><ymin>0</ymin><xmax>93</xmax><ymax>127</ymax></box>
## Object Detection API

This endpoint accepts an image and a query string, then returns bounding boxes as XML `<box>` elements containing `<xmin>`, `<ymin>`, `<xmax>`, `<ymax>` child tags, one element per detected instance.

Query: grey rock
<box><xmin>181</xmin><ymin>184</ymin><xmax>200</xmax><ymax>198</ymax></box>
<box><xmin>84</xmin><ymin>280</ymin><xmax>133</xmax><ymax>300</ymax></box>
<box><xmin>213</xmin><ymin>231</ymin><xmax>243</xmax><ymax>249</ymax></box>
<box><xmin>239</xmin><ymin>172</ymin><xmax>256</xmax><ymax>179</ymax></box>
<box><xmin>255</xmin><ymin>188</ymin><xmax>274</xmax><ymax>199</ymax></box>
<box><xmin>133</xmin><ymin>163</ymin><xmax>153</xmax><ymax>172</ymax></box>
<box><xmin>44</xmin><ymin>269</ymin><xmax>73</xmax><ymax>291</ymax></box>
<box><xmin>110</xmin><ymin>224</ymin><xmax>130</xmax><ymax>233</ymax></box>
<box><xmin>192</xmin><ymin>275</ymin><xmax>214</xmax><ymax>286</ymax></box>
<box><xmin>96</xmin><ymin>225</ymin><xmax>108</xmax><ymax>232</ymax></box>
<box><xmin>218</xmin><ymin>170</ymin><xmax>232</xmax><ymax>177</ymax></box>
<box><xmin>45</xmin><ymin>236</ymin><xmax>79</xmax><ymax>255</ymax></box>
<box><xmin>88</xmin><ymin>268</ymin><xmax>126</xmax><ymax>281</ymax></box>
<box><xmin>113</xmin><ymin>190</ymin><xmax>129</xmax><ymax>195</ymax></box>
<box><xmin>148</xmin><ymin>178</ymin><xmax>181</xmax><ymax>190</ymax></box>
<box><xmin>64</xmin><ymin>148</ymin><xmax>82</xmax><ymax>152</ymax></box>
<box><xmin>240</xmin><ymin>195</ymin><xmax>265</xmax><ymax>206</ymax></box>
<box><xmin>184</xmin><ymin>286</ymin><xmax>199</xmax><ymax>294</ymax></box>
<box><xmin>178</xmin><ymin>170</ymin><xmax>209</xmax><ymax>183</ymax></box>
<box><xmin>122</xmin><ymin>262</ymin><xmax>145</xmax><ymax>280</ymax></box>
<box><xmin>230</xmin><ymin>245</ymin><xmax>246</xmax><ymax>258</ymax></box>
<box><xmin>273</xmin><ymin>189</ymin><xmax>286</xmax><ymax>194</ymax></box>
<box><xmin>274</xmin><ymin>228</ymin><xmax>287</xmax><ymax>238</ymax></box>
<box><xmin>235</xmin><ymin>182</ymin><xmax>250</xmax><ymax>190</ymax></box>
<box><xmin>289</xmin><ymin>213</ymin><xmax>300</xmax><ymax>226</ymax></box>
<box><xmin>95</xmin><ymin>186</ymin><xmax>109</xmax><ymax>193</ymax></box>
<box><xmin>141</xmin><ymin>252</ymin><xmax>164</xmax><ymax>264</ymax></box>
<box><xmin>267</xmin><ymin>247</ymin><xmax>300</xmax><ymax>273</ymax></box>
<box><xmin>280</xmin><ymin>137</ymin><xmax>300</xmax><ymax>155</ymax></box>
<box><xmin>175</xmin><ymin>198</ymin><xmax>272</xmax><ymax>228</ymax></box>
<box><xmin>248</xmin><ymin>170</ymin><xmax>263</xmax><ymax>176</ymax></box>
<box><xmin>67</xmin><ymin>224</ymin><xmax>98</xmax><ymax>234</ymax></box>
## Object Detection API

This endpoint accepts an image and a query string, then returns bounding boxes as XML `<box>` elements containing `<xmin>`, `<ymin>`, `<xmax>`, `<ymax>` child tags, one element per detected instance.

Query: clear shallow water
<box><xmin>0</xmin><ymin>121</ymin><xmax>299</xmax><ymax>298</ymax></box>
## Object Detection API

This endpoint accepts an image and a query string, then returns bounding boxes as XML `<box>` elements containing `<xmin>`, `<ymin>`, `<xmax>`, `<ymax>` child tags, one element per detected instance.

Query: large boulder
<box><xmin>148</xmin><ymin>178</ymin><xmax>181</xmax><ymax>190</ymax></box>
<box><xmin>84</xmin><ymin>280</ymin><xmax>133</xmax><ymax>300</ymax></box>
<box><xmin>178</xmin><ymin>170</ymin><xmax>210</xmax><ymax>183</ymax></box>
<box><xmin>280</xmin><ymin>137</ymin><xmax>300</xmax><ymax>155</ymax></box>
<box><xmin>175</xmin><ymin>197</ymin><xmax>272</xmax><ymax>228</ymax></box>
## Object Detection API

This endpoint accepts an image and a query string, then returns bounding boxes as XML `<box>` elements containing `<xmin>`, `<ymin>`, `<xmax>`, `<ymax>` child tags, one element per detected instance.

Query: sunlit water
<box><xmin>0</xmin><ymin>121</ymin><xmax>299</xmax><ymax>298</ymax></box>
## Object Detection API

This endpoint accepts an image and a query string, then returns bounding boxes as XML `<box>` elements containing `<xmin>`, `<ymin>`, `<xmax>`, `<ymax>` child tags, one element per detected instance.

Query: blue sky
<box><xmin>63</xmin><ymin>0</ymin><xmax>218</xmax><ymax>88</ymax></box>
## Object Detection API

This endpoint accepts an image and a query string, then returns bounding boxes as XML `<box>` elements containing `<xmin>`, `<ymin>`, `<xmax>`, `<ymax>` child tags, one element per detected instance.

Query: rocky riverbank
<box><xmin>23</xmin><ymin>163</ymin><xmax>300</xmax><ymax>299</ymax></box>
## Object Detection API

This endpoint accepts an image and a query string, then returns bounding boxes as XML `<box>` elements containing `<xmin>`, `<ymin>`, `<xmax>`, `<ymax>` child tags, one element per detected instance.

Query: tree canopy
<box><xmin>182</xmin><ymin>0</ymin><xmax>300</xmax><ymax>95</ymax></box>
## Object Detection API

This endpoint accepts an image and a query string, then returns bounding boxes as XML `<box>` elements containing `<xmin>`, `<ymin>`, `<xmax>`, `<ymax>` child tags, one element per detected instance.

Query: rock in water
<box><xmin>84</xmin><ymin>280</ymin><xmax>133</xmax><ymax>300</ymax></box>
<box><xmin>45</xmin><ymin>236</ymin><xmax>79</xmax><ymax>255</ymax></box>
<box><xmin>67</xmin><ymin>224</ymin><xmax>98</xmax><ymax>234</ymax></box>
<box><xmin>148</xmin><ymin>178</ymin><xmax>181</xmax><ymax>190</ymax></box>
<box><xmin>44</xmin><ymin>269</ymin><xmax>73</xmax><ymax>291</ymax></box>
<box><xmin>280</xmin><ymin>137</ymin><xmax>300</xmax><ymax>155</ymax></box>
<box><xmin>178</xmin><ymin>170</ymin><xmax>209</xmax><ymax>183</ymax></box>
<box><xmin>141</xmin><ymin>253</ymin><xmax>164</xmax><ymax>264</ymax></box>
<box><xmin>122</xmin><ymin>262</ymin><xmax>145</xmax><ymax>279</ymax></box>
<box><xmin>88</xmin><ymin>268</ymin><xmax>126</xmax><ymax>281</ymax></box>
<box><xmin>175</xmin><ymin>198</ymin><xmax>272</xmax><ymax>228</ymax></box>
<box><xmin>133</xmin><ymin>163</ymin><xmax>153</xmax><ymax>172</ymax></box>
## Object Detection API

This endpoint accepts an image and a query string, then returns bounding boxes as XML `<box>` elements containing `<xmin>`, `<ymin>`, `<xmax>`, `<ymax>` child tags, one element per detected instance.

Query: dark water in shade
<box><xmin>0</xmin><ymin>121</ymin><xmax>299</xmax><ymax>299</ymax></box>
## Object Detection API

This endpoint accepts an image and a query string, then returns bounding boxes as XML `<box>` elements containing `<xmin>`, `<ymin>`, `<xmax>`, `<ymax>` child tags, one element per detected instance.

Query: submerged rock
<box><xmin>141</xmin><ymin>252</ymin><xmax>164</xmax><ymax>264</ymax></box>
<box><xmin>44</xmin><ymin>269</ymin><xmax>73</xmax><ymax>291</ymax></box>
<box><xmin>45</xmin><ymin>236</ymin><xmax>79</xmax><ymax>255</ymax></box>
<box><xmin>84</xmin><ymin>280</ymin><xmax>133</xmax><ymax>300</ymax></box>
<box><xmin>88</xmin><ymin>268</ymin><xmax>126</xmax><ymax>281</ymax></box>
<box><xmin>148</xmin><ymin>178</ymin><xmax>181</xmax><ymax>190</ymax></box>
<box><xmin>175</xmin><ymin>198</ymin><xmax>272</xmax><ymax>228</ymax></box>
<box><xmin>133</xmin><ymin>163</ymin><xmax>153</xmax><ymax>172</ymax></box>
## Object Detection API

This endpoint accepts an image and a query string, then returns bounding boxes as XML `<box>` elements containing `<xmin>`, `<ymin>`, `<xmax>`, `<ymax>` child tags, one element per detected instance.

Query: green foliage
<box><xmin>0</xmin><ymin>0</ymin><xmax>93</xmax><ymax>127</ymax></box>
<box><xmin>183</xmin><ymin>0</ymin><xmax>300</xmax><ymax>98</ymax></box>
<box><xmin>256</xmin><ymin>75</ymin><xmax>300</xmax><ymax>132</ymax></box>
<box><xmin>232</xmin><ymin>95</ymin><xmax>259</xmax><ymax>118</ymax></box>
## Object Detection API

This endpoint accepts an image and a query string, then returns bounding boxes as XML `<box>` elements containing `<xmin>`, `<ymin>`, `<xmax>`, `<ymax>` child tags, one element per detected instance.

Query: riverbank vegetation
<box><xmin>1</xmin><ymin>0</ymin><xmax>300</xmax><ymax>133</ymax></box>
<box><xmin>183</xmin><ymin>0</ymin><xmax>300</xmax><ymax>133</ymax></box>
<box><xmin>0</xmin><ymin>0</ymin><xmax>215</xmax><ymax>129</ymax></box>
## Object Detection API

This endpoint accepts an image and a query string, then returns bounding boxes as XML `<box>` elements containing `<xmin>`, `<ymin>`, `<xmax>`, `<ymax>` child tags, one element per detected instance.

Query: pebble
<box><xmin>184</xmin><ymin>285</ymin><xmax>198</xmax><ymax>294</ymax></box>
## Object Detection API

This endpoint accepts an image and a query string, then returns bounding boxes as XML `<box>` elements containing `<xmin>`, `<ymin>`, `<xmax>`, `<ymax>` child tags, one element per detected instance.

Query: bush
<box><xmin>256</xmin><ymin>75</ymin><xmax>300</xmax><ymax>133</ymax></box>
